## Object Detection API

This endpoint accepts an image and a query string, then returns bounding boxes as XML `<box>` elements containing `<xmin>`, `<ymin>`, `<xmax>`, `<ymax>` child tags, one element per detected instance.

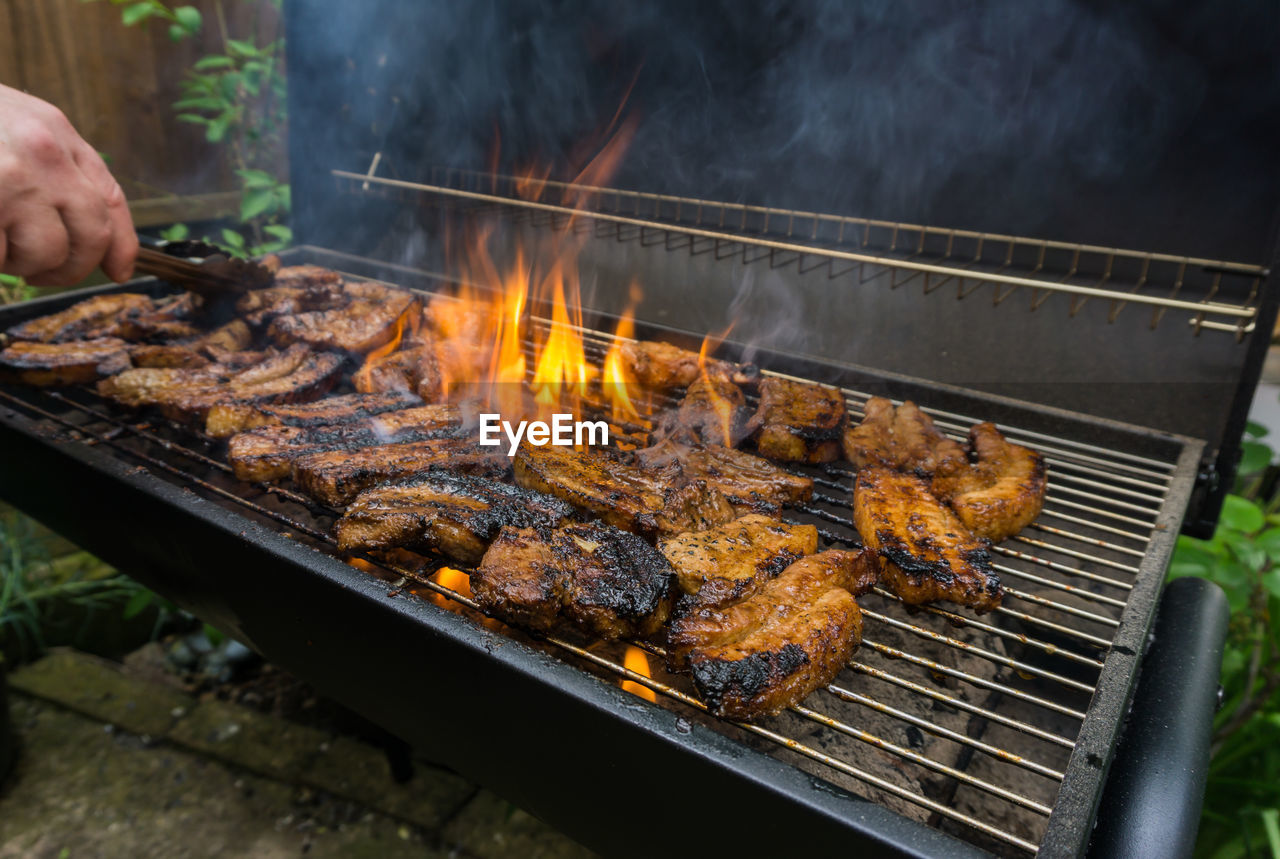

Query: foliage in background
<box><xmin>0</xmin><ymin>274</ymin><xmax>35</xmax><ymax>306</ymax></box>
<box><xmin>89</xmin><ymin>0</ymin><xmax>291</xmax><ymax>257</ymax></box>
<box><xmin>1173</xmin><ymin>421</ymin><xmax>1280</xmax><ymax>858</ymax></box>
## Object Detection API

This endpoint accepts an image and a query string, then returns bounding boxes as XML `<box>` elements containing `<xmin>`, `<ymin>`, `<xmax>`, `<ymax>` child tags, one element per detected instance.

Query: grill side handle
<box><xmin>1088</xmin><ymin>576</ymin><xmax>1229</xmax><ymax>858</ymax></box>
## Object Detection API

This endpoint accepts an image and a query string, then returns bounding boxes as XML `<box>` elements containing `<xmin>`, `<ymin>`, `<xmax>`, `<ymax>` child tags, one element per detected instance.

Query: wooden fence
<box><xmin>0</xmin><ymin>0</ymin><xmax>281</xmax><ymax>227</ymax></box>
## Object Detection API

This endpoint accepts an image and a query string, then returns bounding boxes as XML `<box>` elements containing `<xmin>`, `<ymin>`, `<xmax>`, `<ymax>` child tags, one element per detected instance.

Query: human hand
<box><xmin>0</xmin><ymin>84</ymin><xmax>138</xmax><ymax>286</ymax></box>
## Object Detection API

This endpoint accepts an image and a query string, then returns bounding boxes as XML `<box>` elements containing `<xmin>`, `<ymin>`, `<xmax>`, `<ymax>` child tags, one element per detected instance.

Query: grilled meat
<box><xmin>853</xmin><ymin>467</ymin><xmax>1002</xmax><ymax>612</ymax></box>
<box><xmin>268</xmin><ymin>282</ymin><xmax>416</xmax><ymax>354</ymax></box>
<box><xmin>658</xmin><ymin>514</ymin><xmax>819</xmax><ymax>608</ymax></box>
<box><xmin>227</xmin><ymin>405</ymin><xmax>465</xmax><ymax>482</ymax></box>
<box><xmin>747</xmin><ymin>376</ymin><xmax>847</xmax><ymax>463</ymax></box>
<box><xmin>635</xmin><ymin>440</ymin><xmax>813</xmax><ymax>515</ymax></box>
<box><xmin>657</xmin><ymin>371</ymin><xmax>753</xmax><ymax>447</ymax></box>
<box><xmin>352</xmin><ymin>338</ymin><xmax>445</xmax><ymax>403</ymax></box>
<box><xmin>271</xmin><ymin>265</ymin><xmax>343</xmax><ymax>290</ymax></box>
<box><xmin>842</xmin><ymin>397</ymin><xmax>967</xmax><ymax>477</ymax></box>
<box><xmin>931</xmin><ymin>422</ymin><xmax>1047</xmax><ymax>542</ymax></box>
<box><xmin>108</xmin><ymin>292</ymin><xmax>203</xmax><ymax>342</ymax></box>
<box><xmin>0</xmin><ymin>338</ymin><xmax>131</xmax><ymax>385</ymax></box>
<box><xmin>5</xmin><ymin>293</ymin><xmax>153</xmax><ymax>342</ymax></box>
<box><xmin>235</xmin><ymin>277</ymin><xmax>345</xmax><ymax>326</ymax></box>
<box><xmin>129</xmin><ymin>320</ymin><xmax>254</xmax><ymax>370</ymax></box>
<box><xmin>335</xmin><ymin>472</ymin><xmax>574</xmax><ymax>563</ymax></box>
<box><xmin>292</xmin><ymin>437</ymin><xmax>508</xmax><ymax>507</ymax></box>
<box><xmin>669</xmin><ymin>549</ymin><xmax>879</xmax><ymax>720</ymax></box>
<box><xmin>473</xmin><ymin>521</ymin><xmax>677</xmax><ymax>639</ymax></box>
<box><xmin>513</xmin><ymin>443</ymin><xmax>736</xmax><ymax>540</ymax></box>
<box><xmin>615</xmin><ymin>340</ymin><xmax>722</xmax><ymax>391</ymax></box>
<box><xmin>157</xmin><ymin>347</ymin><xmax>344</xmax><ymax>423</ymax></box>
<box><xmin>206</xmin><ymin>391</ymin><xmax>423</xmax><ymax>438</ymax></box>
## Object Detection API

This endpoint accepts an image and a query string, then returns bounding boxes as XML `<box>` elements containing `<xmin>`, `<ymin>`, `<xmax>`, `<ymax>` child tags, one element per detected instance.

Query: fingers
<box><xmin>3</xmin><ymin>205</ymin><xmax>70</xmax><ymax>283</ymax></box>
<box><xmin>72</xmin><ymin>140</ymin><xmax>136</xmax><ymax>282</ymax></box>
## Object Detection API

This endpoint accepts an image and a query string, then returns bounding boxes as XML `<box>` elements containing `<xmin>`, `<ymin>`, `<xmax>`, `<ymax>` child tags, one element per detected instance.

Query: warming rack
<box><xmin>332</xmin><ymin>167</ymin><xmax>1267</xmax><ymax>338</ymax></box>
<box><xmin>0</xmin><ymin>265</ymin><xmax>1199</xmax><ymax>855</ymax></box>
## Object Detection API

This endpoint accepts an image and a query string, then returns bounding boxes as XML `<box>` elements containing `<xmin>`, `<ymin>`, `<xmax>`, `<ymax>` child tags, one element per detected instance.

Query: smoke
<box><xmin>288</xmin><ymin>0</ymin><xmax>1278</xmax><ymax>260</ymax></box>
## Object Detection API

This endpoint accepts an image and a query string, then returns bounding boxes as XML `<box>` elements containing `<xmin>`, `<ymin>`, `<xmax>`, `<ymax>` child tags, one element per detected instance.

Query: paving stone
<box><xmin>167</xmin><ymin>696</ymin><xmax>328</xmax><ymax>782</ymax></box>
<box><xmin>443</xmin><ymin>789</ymin><xmax>597</xmax><ymax>859</ymax></box>
<box><xmin>0</xmin><ymin>695</ymin><xmax>447</xmax><ymax>859</ymax></box>
<box><xmin>9</xmin><ymin>647</ymin><xmax>192</xmax><ymax>738</ymax></box>
<box><xmin>304</xmin><ymin>733</ymin><xmax>475</xmax><ymax>829</ymax></box>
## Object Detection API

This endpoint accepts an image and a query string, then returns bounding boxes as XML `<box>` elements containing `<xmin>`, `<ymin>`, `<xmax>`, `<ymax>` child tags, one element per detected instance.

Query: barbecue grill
<box><xmin>2</xmin><ymin>2</ymin><xmax>1276</xmax><ymax>856</ymax></box>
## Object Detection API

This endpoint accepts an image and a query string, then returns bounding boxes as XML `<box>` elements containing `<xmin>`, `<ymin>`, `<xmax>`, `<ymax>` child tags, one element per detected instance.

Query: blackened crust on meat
<box><xmin>0</xmin><ymin>338</ymin><xmax>132</xmax><ymax>385</ymax></box>
<box><xmin>692</xmin><ymin>644</ymin><xmax>809</xmax><ymax>715</ymax></box>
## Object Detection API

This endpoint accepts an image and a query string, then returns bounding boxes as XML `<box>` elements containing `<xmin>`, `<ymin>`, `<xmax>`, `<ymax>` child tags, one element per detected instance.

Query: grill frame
<box><xmin>0</xmin><ymin>248</ymin><xmax>1203</xmax><ymax>856</ymax></box>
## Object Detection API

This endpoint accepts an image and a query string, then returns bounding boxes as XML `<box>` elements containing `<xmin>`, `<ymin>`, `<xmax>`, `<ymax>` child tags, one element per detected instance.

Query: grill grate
<box><xmin>0</xmin><ymin>267</ymin><xmax>1196</xmax><ymax>856</ymax></box>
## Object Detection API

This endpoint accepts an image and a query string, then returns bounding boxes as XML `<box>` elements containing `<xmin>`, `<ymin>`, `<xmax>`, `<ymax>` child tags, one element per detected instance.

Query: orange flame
<box><xmin>434</xmin><ymin>566</ymin><xmax>473</xmax><ymax>599</ymax></box>
<box><xmin>621</xmin><ymin>645</ymin><xmax>656</xmax><ymax>702</ymax></box>
<box><xmin>353</xmin><ymin>305</ymin><xmax>418</xmax><ymax>393</ymax></box>
<box><xmin>601</xmin><ymin>283</ymin><xmax>642</xmax><ymax>424</ymax></box>
<box><xmin>696</xmin><ymin>323</ymin><xmax>737</xmax><ymax>446</ymax></box>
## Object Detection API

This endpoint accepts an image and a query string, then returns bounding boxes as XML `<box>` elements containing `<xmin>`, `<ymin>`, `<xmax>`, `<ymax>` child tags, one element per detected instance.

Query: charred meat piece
<box><xmin>0</xmin><ymin>338</ymin><xmax>131</xmax><ymax>386</ymax></box>
<box><xmin>227</xmin><ymin>405</ymin><xmax>465</xmax><ymax>482</ymax></box>
<box><xmin>931</xmin><ymin>422</ymin><xmax>1047</xmax><ymax>542</ymax></box>
<box><xmin>513</xmin><ymin>443</ymin><xmax>736</xmax><ymax>540</ymax></box>
<box><xmin>748</xmin><ymin>376</ymin><xmax>847</xmax><ymax>463</ymax></box>
<box><xmin>636</xmin><ymin>440</ymin><xmax>813</xmax><ymax>515</ymax></box>
<box><xmin>129</xmin><ymin>320</ymin><xmax>254</xmax><ymax>370</ymax></box>
<box><xmin>334</xmin><ymin>472</ymin><xmax>574</xmax><ymax>563</ymax></box>
<box><xmin>473</xmin><ymin>521</ymin><xmax>677</xmax><ymax>639</ymax></box>
<box><xmin>658</xmin><ymin>514</ymin><xmax>819</xmax><ymax>608</ymax></box>
<box><xmin>5</xmin><ymin>293</ymin><xmax>153</xmax><ymax>342</ymax></box>
<box><xmin>657</xmin><ymin>371</ymin><xmax>753</xmax><ymax>447</ymax></box>
<box><xmin>668</xmin><ymin>549</ymin><xmax>879</xmax><ymax>720</ymax></box>
<box><xmin>292</xmin><ymin>437</ymin><xmax>509</xmax><ymax>507</ymax></box>
<box><xmin>158</xmin><ymin>347</ymin><xmax>344</xmax><ymax>423</ymax></box>
<box><xmin>109</xmin><ymin>293</ymin><xmax>203</xmax><ymax>342</ymax></box>
<box><xmin>353</xmin><ymin>338</ymin><xmax>445</xmax><ymax>403</ymax></box>
<box><xmin>235</xmin><ymin>278</ymin><xmax>345</xmax><ymax>326</ymax></box>
<box><xmin>271</xmin><ymin>265</ymin><xmax>343</xmax><ymax>290</ymax></box>
<box><xmin>268</xmin><ymin>282</ymin><xmax>416</xmax><ymax>354</ymax></box>
<box><xmin>207</xmin><ymin>391</ymin><xmax>424</xmax><ymax>438</ymax></box>
<box><xmin>853</xmin><ymin>467</ymin><xmax>1002</xmax><ymax>613</ymax></box>
<box><xmin>616</xmin><ymin>340</ymin><xmax>734</xmax><ymax>391</ymax></box>
<box><xmin>99</xmin><ymin>363</ymin><xmax>233</xmax><ymax>407</ymax></box>
<box><xmin>842</xmin><ymin>397</ymin><xmax>968</xmax><ymax>477</ymax></box>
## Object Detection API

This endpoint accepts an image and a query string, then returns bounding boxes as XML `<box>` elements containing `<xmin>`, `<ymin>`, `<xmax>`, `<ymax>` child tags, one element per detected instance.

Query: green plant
<box><xmin>1171</xmin><ymin>420</ymin><xmax>1280</xmax><ymax>857</ymax></box>
<box><xmin>0</xmin><ymin>274</ymin><xmax>35</xmax><ymax>306</ymax></box>
<box><xmin>89</xmin><ymin>0</ymin><xmax>291</xmax><ymax>257</ymax></box>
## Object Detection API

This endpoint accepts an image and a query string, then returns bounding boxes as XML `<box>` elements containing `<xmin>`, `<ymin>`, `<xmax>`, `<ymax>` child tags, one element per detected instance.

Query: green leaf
<box><xmin>175</xmin><ymin>113</ymin><xmax>209</xmax><ymax>125</ymax></box>
<box><xmin>1168</xmin><ymin>561</ymin><xmax>1209</xmax><ymax>579</ymax></box>
<box><xmin>1256</xmin><ymin>527</ymin><xmax>1280</xmax><ymax>563</ymax></box>
<box><xmin>160</xmin><ymin>223</ymin><xmax>189</xmax><ymax>242</ymax></box>
<box><xmin>239</xmin><ymin>188</ymin><xmax>276</xmax><ymax>221</ymax></box>
<box><xmin>121</xmin><ymin>2</ymin><xmax>155</xmax><ymax>25</ymax></box>
<box><xmin>193</xmin><ymin>55</ymin><xmax>234</xmax><ymax>71</ymax></box>
<box><xmin>122</xmin><ymin>589</ymin><xmax>152</xmax><ymax>620</ymax></box>
<box><xmin>226</xmin><ymin>38</ymin><xmax>260</xmax><ymax>58</ymax></box>
<box><xmin>205</xmin><ymin>115</ymin><xmax>230</xmax><ymax>143</ymax></box>
<box><xmin>172</xmin><ymin>96</ymin><xmax>226</xmax><ymax>111</ymax></box>
<box><xmin>262</xmin><ymin>224</ymin><xmax>292</xmax><ymax>242</ymax></box>
<box><xmin>1247</xmin><ymin>420</ymin><xmax>1271</xmax><ymax>439</ymax></box>
<box><xmin>1226</xmin><ymin>535</ymin><xmax>1266</xmax><ymax>571</ymax></box>
<box><xmin>1263</xmin><ymin>569</ymin><xmax>1280</xmax><ymax>599</ymax></box>
<box><xmin>168</xmin><ymin>23</ymin><xmax>186</xmax><ymax>41</ymax></box>
<box><xmin>236</xmin><ymin>168</ymin><xmax>277</xmax><ymax>189</ymax></box>
<box><xmin>1240</xmin><ymin>440</ymin><xmax>1274</xmax><ymax>476</ymax></box>
<box><xmin>220</xmin><ymin>229</ymin><xmax>246</xmax><ymax>250</ymax></box>
<box><xmin>1221</xmin><ymin>494</ymin><xmax>1265</xmax><ymax>534</ymax></box>
<box><xmin>173</xmin><ymin>5</ymin><xmax>201</xmax><ymax>32</ymax></box>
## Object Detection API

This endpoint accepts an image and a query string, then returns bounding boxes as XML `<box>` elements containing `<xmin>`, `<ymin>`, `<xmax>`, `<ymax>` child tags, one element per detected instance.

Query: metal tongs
<box><xmin>134</xmin><ymin>234</ymin><xmax>276</xmax><ymax>297</ymax></box>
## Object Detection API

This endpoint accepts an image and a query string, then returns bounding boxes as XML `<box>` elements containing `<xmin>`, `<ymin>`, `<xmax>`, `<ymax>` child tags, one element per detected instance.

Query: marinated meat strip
<box><xmin>657</xmin><ymin>371</ymin><xmax>753</xmax><ymax>447</ymax></box>
<box><xmin>842</xmin><ymin>397</ymin><xmax>967</xmax><ymax>477</ymax></box>
<box><xmin>206</xmin><ymin>390</ymin><xmax>423</xmax><ymax>438</ymax></box>
<box><xmin>227</xmin><ymin>405</ymin><xmax>465</xmax><ymax>481</ymax></box>
<box><xmin>0</xmin><ymin>338</ymin><xmax>131</xmax><ymax>385</ymax></box>
<box><xmin>334</xmin><ymin>473</ymin><xmax>574</xmax><ymax>563</ymax></box>
<box><xmin>853</xmin><ymin>466</ymin><xmax>1003</xmax><ymax>613</ymax></box>
<box><xmin>235</xmin><ymin>277</ymin><xmax>345</xmax><ymax>326</ymax></box>
<box><xmin>513</xmin><ymin>443</ymin><xmax>736</xmax><ymax>540</ymax></box>
<box><xmin>635</xmin><ymin>440</ymin><xmax>813</xmax><ymax>515</ymax></box>
<box><xmin>668</xmin><ymin>549</ymin><xmax>879</xmax><ymax>720</ymax></box>
<box><xmin>353</xmin><ymin>338</ymin><xmax>445</xmax><ymax>403</ymax></box>
<box><xmin>158</xmin><ymin>347</ymin><xmax>345</xmax><ymax>423</ymax></box>
<box><xmin>5</xmin><ymin>293</ymin><xmax>152</xmax><ymax>342</ymax></box>
<box><xmin>473</xmin><ymin>521</ymin><xmax>677</xmax><ymax>639</ymax></box>
<box><xmin>658</xmin><ymin>514</ymin><xmax>819</xmax><ymax>608</ymax></box>
<box><xmin>930</xmin><ymin>422</ymin><xmax>1047</xmax><ymax>542</ymax></box>
<box><xmin>268</xmin><ymin>282</ymin><xmax>416</xmax><ymax>354</ymax></box>
<box><xmin>292</xmin><ymin>437</ymin><xmax>508</xmax><ymax>507</ymax></box>
<box><xmin>615</xmin><ymin>340</ymin><xmax>725</xmax><ymax>391</ymax></box>
<box><xmin>109</xmin><ymin>293</ymin><xmax>203</xmax><ymax>342</ymax></box>
<box><xmin>747</xmin><ymin>376</ymin><xmax>847</xmax><ymax>463</ymax></box>
<box><xmin>130</xmin><ymin>320</ymin><xmax>253</xmax><ymax>370</ymax></box>
<box><xmin>271</xmin><ymin>265</ymin><xmax>343</xmax><ymax>290</ymax></box>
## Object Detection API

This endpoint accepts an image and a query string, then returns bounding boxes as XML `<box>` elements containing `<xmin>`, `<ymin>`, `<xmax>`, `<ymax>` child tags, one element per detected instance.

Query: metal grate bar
<box><xmin>1027</xmin><ymin>522</ymin><xmax>1147</xmax><ymax>557</ymax></box>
